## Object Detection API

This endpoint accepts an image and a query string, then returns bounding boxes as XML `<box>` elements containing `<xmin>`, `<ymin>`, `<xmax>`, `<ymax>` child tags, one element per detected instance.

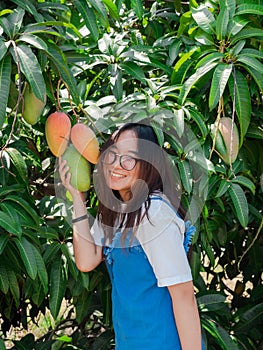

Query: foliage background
<box><xmin>0</xmin><ymin>0</ymin><xmax>262</xmax><ymax>349</ymax></box>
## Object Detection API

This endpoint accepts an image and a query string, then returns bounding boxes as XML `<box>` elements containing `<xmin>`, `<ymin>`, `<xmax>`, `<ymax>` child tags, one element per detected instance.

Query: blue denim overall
<box><xmin>103</xmin><ymin>197</ymin><xmax>199</xmax><ymax>350</ymax></box>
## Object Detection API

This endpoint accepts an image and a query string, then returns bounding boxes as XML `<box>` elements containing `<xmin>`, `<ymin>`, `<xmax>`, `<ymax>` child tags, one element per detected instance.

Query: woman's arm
<box><xmin>168</xmin><ymin>281</ymin><xmax>202</xmax><ymax>350</ymax></box>
<box><xmin>59</xmin><ymin>158</ymin><xmax>103</xmax><ymax>272</ymax></box>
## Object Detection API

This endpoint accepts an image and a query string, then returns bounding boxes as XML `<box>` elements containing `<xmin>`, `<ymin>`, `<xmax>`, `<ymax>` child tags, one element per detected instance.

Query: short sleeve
<box><xmin>90</xmin><ymin>217</ymin><xmax>105</xmax><ymax>246</ymax></box>
<box><xmin>136</xmin><ymin>197</ymin><xmax>193</xmax><ymax>287</ymax></box>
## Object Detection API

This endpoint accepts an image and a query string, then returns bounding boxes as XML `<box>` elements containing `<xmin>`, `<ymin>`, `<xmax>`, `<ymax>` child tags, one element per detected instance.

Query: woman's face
<box><xmin>102</xmin><ymin>130</ymin><xmax>140</xmax><ymax>201</ymax></box>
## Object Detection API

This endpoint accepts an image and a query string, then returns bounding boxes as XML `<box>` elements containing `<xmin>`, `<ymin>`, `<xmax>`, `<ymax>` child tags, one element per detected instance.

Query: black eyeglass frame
<box><xmin>101</xmin><ymin>150</ymin><xmax>139</xmax><ymax>171</ymax></box>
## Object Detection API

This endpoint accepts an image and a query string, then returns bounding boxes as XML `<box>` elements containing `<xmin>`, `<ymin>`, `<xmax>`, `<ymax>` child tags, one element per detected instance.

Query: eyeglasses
<box><xmin>101</xmin><ymin>150</ymin><xmax>139</xmax><ymax>171</ymax></box>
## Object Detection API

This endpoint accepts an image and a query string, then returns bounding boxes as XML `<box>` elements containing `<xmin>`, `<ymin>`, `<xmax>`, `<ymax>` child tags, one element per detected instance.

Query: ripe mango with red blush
<box><xmin>70</xmin><ymin>123</ymin><xmax>99</xmax><ymax>164</ymax></box>
<box><xmin>45</xmin><ymin>111</ymin><xmax>71</xmax><ymax>157</ymax></box>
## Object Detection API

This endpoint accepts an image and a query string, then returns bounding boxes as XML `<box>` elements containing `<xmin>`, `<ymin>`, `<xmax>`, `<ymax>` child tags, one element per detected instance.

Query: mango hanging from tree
<box><xmin>23</xmin><ymin>84</ymin><xmax>46</xmax><ymax>125</ymax></box>
<box><xmin>45</xmin><ymin>111</ymin><xmax>71</xmax><ymax>157</ymax></box>
<box><xmin>62</xmin><ymin>144</ymin><xmax>91</xmax><ymax>192</ymax></box>
<box><xmin>212</xmin><ymin>117</ymin><xmax>240</xmax><ymax>165</ymax></box>
<box><xmin>71</xmin><ymin>123</ymin><xmax>100</xmax><ymax>164</ymax></box>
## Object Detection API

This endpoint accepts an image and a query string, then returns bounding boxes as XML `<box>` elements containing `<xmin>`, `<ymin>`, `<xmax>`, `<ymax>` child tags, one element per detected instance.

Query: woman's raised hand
<box><xmin>58</xmin><ymin>157</ymin><xmax>82</xmax><ymax>199</ymax></box>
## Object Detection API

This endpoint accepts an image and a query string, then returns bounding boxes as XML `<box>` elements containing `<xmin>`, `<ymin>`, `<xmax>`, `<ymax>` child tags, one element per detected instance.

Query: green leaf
<box><xmin>228</xmin><ymin>183</ymin><xmax>248</xmax><ymax>228</ymax></box>
<box><xmin>231</xmin><ymin>175</ymin><xmax>255</xmax><ymax>194</ymax></box>
<box><xmin>202</xmin><ymin>317</ymin><xmax>240</xmax><ymax>350</ymax></box>
<box><xmin>173</xmin><ymin>108</ymin><xmax>185</xmax><ymax>138</ymax></box>
<box><xmin>148</xmin><ymin>57</ymin><xmax>172</xmax><ymax>75</ymax></box>
<box><xmin>237</xmin><ymin>55</ymin><xmax>263</xmax><ymax>75</ymax></box>
<box><xmin>240</xmin><ymin>48</ymin><xmax>263</xmax><ymax>60</ymax></box>
<box><xmin>4</xmin><ymin>195</ymin><xmax>40</xmax><ymax>226</ymax></box>
<box><xmin>11</xmin><ymin>44</ymin><xmax>46</xmax><ymax>102</ymax></box>
<box><xmin>168</xmin><ymin>39</ymin><xmax>181</xmax><ymax>66</ymax></box>
<box><xmin>110</xmin><ymin>65</ymin><xmax>123</xmax><ymax>102</ymax></box>
<box><xmin>189</xmin><ymin>249</ymin><xmax>201</xmax><ymax>281</ymax></box>
<box><xmin>119</xmin><ymin>61</ymin><xmax>146</xmax><ymax>83</ymax></box>
<box><xmin>221</xmin><ymin>0</ymin><xmax>236</xmax><ymax>19</ymax></box>
<box><xmin>5</xmin><ymin>147</ymin><xmax>28</xmax><ymax>183</ymax></box>
<box><xmin>177</xmin><ymin>11</ymin><xmax>192</xmax><ymax>37</ymax></box>
<box><xmin>229</xmin><ymin>40</ymin><xmax>246</xmax><ymax>57</ymax></box>
<box><xmin>74</xmin><ymin>0</ymin><xmax>99</xmax><ymax>41</ymax></box>
<box><xmin>178</xmin><ymin>160</ymin><xmax>192</xmax><ymax>194</ymax></box>
<box><xmin>18</xmin><ymin>34</ymin><xmax>48</xmax><ymax>51</ymax></box>
<box><xmin>246</xmin><ymin>125</ymin><xmax>263</xmax><ymax>139</ymax></box>
<box><xmin>0</xmin><ymin>54</ymin><xmax>11</xmax><ymax>128</ymax></box>
<box><xmin>49</xmin><ymin>257</ymin><xmax>67</xmax><ymax>319</ymax></box>
<box><xmin>0</xmin><ymin>211</ymin><xmax>22</xmax><ymax>236</ymax></box>
<box><xmin>243</xmin><ymin>66</ymin><xmax>263</xmax><ymax>94</ymax></box>
<box><xmin>197</xmin><ymin>292</ymin><xmax>226</xmax><ymax>312</ymax></box>
<box><xmin>171</xmin><ymin>57</ymin><xmax>194</xmax><ymax>85</ymax></box>
<box><xmin>0</xmin><ymin>234</ymin><xmax>8</xmax><ymax>255</ymax></box>
<box><xmin>188</xmin><ymin>108</ymin><xmax>208</xmax><ymax>137</ymax></box>
<box><xmin>37</xmin><ymin>2</ymin><xmax>69</xmax><ymax>12</ymax></box>
<box><xmin>174</xmin><ymin>0</ymin><xmax>182</xmax><ymax>12</ymax></box>
<box><xmin>236</xmin><ymin>4</ymin><xmax>263</xmax><ymax>16</ymax></box>
<box><xmin>194</xmin><ymin>30</ymin><xmax>215</xmax><ymax>46</ymax></box>
<box><xmin>43</xmin><ymin>242</ymin><xmax>61</xmax><ymax>264</ymax></box>
<box><xmin>228</xmin><ymin>70</ymin><xmax>251</xmax><ymax>144</ymax></box>
<box><xmin>103</xmin><ymin>0</ymin><xmax>120</xmax><ymax>21</ymax></box>
<box><xmin>174</xmin><ymin>47</ymin><xmax>197</xmax><ymax>70</ymax></box>
<box><xmin>0</xmin><ymin>7</ymin><xmax>25</xmax><ymax>39</ymax></box>
<box><xmin>228</xmin><ymin>16</ymin><xmax>250</xmax><ymax>36</ymax></box>
<box><xmin>11</xmin><ymin>0</ymin><xmax>43</xmax><ymax>22</ymax></box>
<box><xmin>89</xmin><ymin>0</ymin><xmax>109</xmax><ymax>28</ymax></box>
<box><xmin>215</xmin><ymin>179</ymin><xmax>231</xmax><ymax>198</ymax></box>
<box><xmin>196</xmin><ymin>51</ymin><xmax>223</xmax><ymax>69</ymax></box>
<box><xmin>209</xmin><ymin>63</ymin><xmax>232</xmax><ymax>111</ymax></box>
<box><xmin>179</xmin><ymin>62</ymin><xmax>217</xmax><ymax>104</ymax></box>
<box><xmin>234</xmin><ymin>303</ymin><xmax>263</xmax><ymax>333</ymax></box>
<box><xmin>32</xmin><ymin>245</ymin><xmax>48</xmax><ymax>294</ymax></box>
<box><xmin>41</xmin><ymin>21</ymin><xmax>82</xmax><ymax>40</ymax></box>
<box><xmin>61</xmin><ymin>243</ymin><xmax>79</xmax><ymax>281</ymax></box>
<box><xmin>15</xmin><ymin>237</ymin><xmax>38</xmax><ymax>279</ymax></box>
<box><xmin>24</xmin><ymin>23</ymin><xmax>64</xmax><ymax>38</ymax></box>
<box><xmin>8</xmin><ymin>268</ymin><xmax>20</xmax><ymax>307</ymax></box>
<box><xmin>47</xmin><ymin>43</ymin><xmax>79</xmax><ymax>105</ymax></box>
<box><xmin>0</xmin><ymin>338</ymin><xmax>6</xmax><ymax>350</ymax></box>
<box><xmin>80</xmin><ymin>271</ymin><xmax>90</xmax><ymax>290</ymax></box>
<box><xmin>191</xmin><ymin>5</ymin><xmax>215</xmax><ymax>34</ymax></box>
<box><xmin>231</xmin><ymin>28</ymin><xmax>263</xmax><ymax>44</ymax></box>
<box><xmin>0</xmin><ymin>39</ymin><xmax>8</xmax><ymax>61</ymax></box>
<box><xmin>74</xmin><ymin>290</ymin><xmax>92</xmax><ymax>323</ymax></box>
<box><xmin>216</xmin><ymin>6</ymin><xmax>229</xmax><ymax>40</ymax></box>
<box><xmin>0</xmin><ymin>264</ymin><xmax>9</xmax><ymax>293</ymax></box>
<box><xmin>131</xmin><ymin>0</ymin><xmax>144</xmax><ymax>20</ymax></box>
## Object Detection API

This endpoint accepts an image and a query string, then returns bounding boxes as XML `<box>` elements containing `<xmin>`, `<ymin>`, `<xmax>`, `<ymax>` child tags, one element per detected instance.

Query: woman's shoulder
<box><xmin>149</xmin><ymin>193</ymin><xmax>179</xmax><ymax>215</ymax></box>
<box><xmin>142</xmin><ymin>193</ymin><xmax>185</xmax><ymax>230</ymax></box>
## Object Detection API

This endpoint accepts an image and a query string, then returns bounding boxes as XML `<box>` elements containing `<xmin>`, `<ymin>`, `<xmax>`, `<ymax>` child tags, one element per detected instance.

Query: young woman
<box><xmin>59</xmin><ymin>122</ymin><xmax>204</xmax><ymax>350</ymax></box>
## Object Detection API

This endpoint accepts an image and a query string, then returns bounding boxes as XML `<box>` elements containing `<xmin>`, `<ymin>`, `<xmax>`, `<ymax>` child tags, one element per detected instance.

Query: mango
<box><xmin>45</xmin><ymin>112</ymin><xmax>71</xmax><ymax>157</ymax></box>
<box><xmin>62</xmin><ymin>144</ymin><xmax>91</xmax><ymax>192</ymax></box>
<box><xmin>212</xmin><ymin>117</ymin><xmax>239</xmax><ymax>165</ymax></box>
<box><xmin>23</xmin><ymin>84</ymin><xmax>46</xmax><ymax>125</ymax></box>
<box><xmin>70</xmin><ymin>123</ymin><xmax>100</xmax><ymax>164</ymax></box>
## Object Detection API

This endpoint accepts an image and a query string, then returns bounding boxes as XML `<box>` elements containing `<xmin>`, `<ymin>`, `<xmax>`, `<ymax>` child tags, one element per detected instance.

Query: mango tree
<box><xmin>0</xmin><ymin>0</ymin><xmax>262</xmax><ymax>349</ymax></box>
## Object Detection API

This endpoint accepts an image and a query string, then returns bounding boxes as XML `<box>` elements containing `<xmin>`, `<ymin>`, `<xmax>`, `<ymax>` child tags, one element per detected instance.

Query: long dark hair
<box><xmin>94</xmin><ymin>122</ymin><xmax>185</xmax><ymax>244</ymax></box>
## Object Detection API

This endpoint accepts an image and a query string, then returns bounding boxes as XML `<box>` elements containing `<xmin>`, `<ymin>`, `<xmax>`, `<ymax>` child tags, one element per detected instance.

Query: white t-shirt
<box><xmin>90</xmin><ymin>195</ymin><xmax>193</xmax><ymax>287</ymax></box>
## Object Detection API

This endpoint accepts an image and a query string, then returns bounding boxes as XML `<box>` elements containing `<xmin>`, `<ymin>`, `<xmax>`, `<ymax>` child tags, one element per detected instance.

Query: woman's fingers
<box><xmin>58</xmin><ymin>158</ymin><xmax>71</xmax><ymax>186</ymax></box>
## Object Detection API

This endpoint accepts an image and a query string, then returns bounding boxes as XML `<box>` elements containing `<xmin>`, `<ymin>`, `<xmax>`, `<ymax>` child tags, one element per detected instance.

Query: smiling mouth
<box><xmin>111</xmin><ymin>171</ymin><xmax>126</xmax><ymax>178</ymax></box>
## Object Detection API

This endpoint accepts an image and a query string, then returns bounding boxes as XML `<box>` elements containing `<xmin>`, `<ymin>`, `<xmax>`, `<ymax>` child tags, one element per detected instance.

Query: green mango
<box><xmin>23</xmin><ymin>84</ymin><xmax>46</xmax><ymax>125</ymax></box>
<box><xmin>62</xmin><ymin>144</ymin><xmax>91</xmax><ymax>192</ymax></box>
